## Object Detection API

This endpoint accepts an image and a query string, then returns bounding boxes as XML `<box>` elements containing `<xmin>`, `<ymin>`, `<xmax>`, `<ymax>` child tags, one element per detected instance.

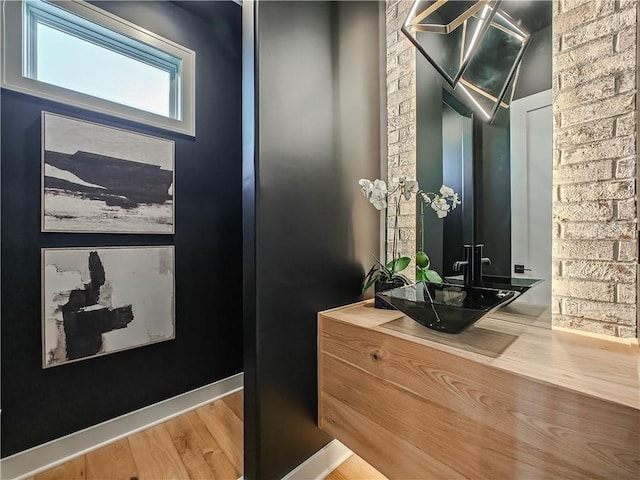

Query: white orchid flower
<box><xmin>368</xmin><ymin>179</ymin><xmax>387</xmax><ymax>210</ymax></box>
<box><xmin>451</xmin><ymin>192</ymin><xmax>461</xmax><ymax>209</ymax></box>
<box><xmin>370</xmin><ymin>197</ymin><xmax>387</xmax><ymax>210</ymax></box>
<box><xmin>358</xmin><ymin>178</ymin><xmax>372</xmax><ymax>198</ymax></box>
<box><xmin>440</xmin><ymin>185</ymin><xmax>455</xmax><ymax>197</ymax></box>
<box><xmin>431</xmin><ymin>196</ymin><xmax>450</xmax><ymax>218</ymax></box>
<box><xmin>372</xmin><ymin>179</ymin><xmax>387</xmax><ymax>193</ymax></box>
<box><xmin>403</xmin><ymin>178</ymin><xmax>419</xmax><ymax>200</ymax></box>
<box><xmin>421</xmin><ymin>192</ymin><xmax>432</xmax><ymax>204</ymax></box>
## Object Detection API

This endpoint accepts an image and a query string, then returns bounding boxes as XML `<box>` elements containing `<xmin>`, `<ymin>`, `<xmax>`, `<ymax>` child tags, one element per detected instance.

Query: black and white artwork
<box><xmin>42</xmin><ymin>246</ymin><xmax>175</xmax><ymax>368</ymax></box>
<box><xmin>42</xmin><ymin>112</ymin><xmax>175</xmax><ymax>233</ymax></box>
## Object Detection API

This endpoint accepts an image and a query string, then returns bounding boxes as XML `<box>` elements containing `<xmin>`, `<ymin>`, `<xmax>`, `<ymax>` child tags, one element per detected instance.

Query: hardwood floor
<box><xmin>325</xmin><ymin>454</ymin><xmax>387</xmax><ymax>480</ymax></box>
<box><xmin>32</xmin><ymin>389</ymin><xmax>380</xmax><ymax>480</ymax></box>
<box><xmin>33</xmin><ymin>391</ymin><xmax>243</xmax><ymax>480</ymax></box>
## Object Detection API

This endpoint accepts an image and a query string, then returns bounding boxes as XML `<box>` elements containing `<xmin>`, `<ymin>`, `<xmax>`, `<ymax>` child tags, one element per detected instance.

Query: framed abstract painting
<box><xmin>41</xmin><ymin>112</ymin><xmax>175</xmax><ymax>234</ymax></box>
<box><xmin>42</xmin><ymin>246</ymin><xmax>175</xmax><ymax>368</ymax></box>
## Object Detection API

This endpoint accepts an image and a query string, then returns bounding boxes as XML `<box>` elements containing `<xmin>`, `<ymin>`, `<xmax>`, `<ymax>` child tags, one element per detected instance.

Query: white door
<box><xmin>510</xmin><ymin>90</ymin><xmax>552</xmax><ymax>306</ymax></box>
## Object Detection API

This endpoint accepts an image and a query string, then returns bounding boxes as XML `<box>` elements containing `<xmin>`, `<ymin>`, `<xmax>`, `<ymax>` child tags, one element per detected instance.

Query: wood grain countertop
<box><xmin>320</xmin><ymin>300</ymin><xmax>640</xmax><ymax>411</ymax></box>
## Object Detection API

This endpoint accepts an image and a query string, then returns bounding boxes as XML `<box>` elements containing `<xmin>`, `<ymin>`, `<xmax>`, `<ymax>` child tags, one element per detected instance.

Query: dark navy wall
<box><xmin>243</xmin><ymin>1</ymin><xmax>382</xmax><ymax>478</ymax></box>
<box><xmin>0</xmin><ymin>1</ymin><xmax>242</xmax><ymax>457</ymax></box>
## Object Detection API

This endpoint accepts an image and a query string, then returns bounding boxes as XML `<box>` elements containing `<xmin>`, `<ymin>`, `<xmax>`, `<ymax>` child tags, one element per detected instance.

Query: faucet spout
<box><xmin>453</xmin><ymin>244</ymin><xmax>491</xmax><ymax>287</ymax></box>
<box><xmin>452</xmin><ymin>260</ymin><xmax>469</xmax><ymax>271</ymax></box>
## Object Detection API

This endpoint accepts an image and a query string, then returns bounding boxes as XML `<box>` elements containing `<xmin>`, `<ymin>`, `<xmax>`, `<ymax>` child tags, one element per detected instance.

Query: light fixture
<box><xmin>403</xmin><ymin>1</ymin><xmax>530</xmax><ymax>123</ymax></box>
<box><xmin>402</xmin><ymin>0</ymin><xmax>503</xmax><ymax>87</ymax></box>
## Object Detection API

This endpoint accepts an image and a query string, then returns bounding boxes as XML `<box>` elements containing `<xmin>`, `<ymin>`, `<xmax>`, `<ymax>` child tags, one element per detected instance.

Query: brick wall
<box><xmin>385</xmin><ymin>0</ymin><xmax>417</xmax><ymax>274</ymax></box>
<box><xmin>385</xmin><ymin>0</ymin><xmax>638</xmax><ymax>338</ymax></box>
<box><xmin>553</xmin><ymin>0</ymin><xmax>638</xmax><ymax>338</ymax></box>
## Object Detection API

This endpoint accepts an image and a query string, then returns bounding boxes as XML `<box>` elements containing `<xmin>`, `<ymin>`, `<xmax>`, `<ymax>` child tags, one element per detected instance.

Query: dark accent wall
<box><xmin>243</xmin><ymin>1</ymin><xmax>382</xmax><ymax>478</ymax></box>
<box><xmin>441</xmin><ymin>103</ymin><xmax>471</xmax><ymax>276</ymax></box>
<box><xmin>0</xmin><ymin>1</ymin><xmax>242</xmax><ymax>457</ymax></box>
<box><xmin>416</xmin><ymin>59</ymin><xmax>445</xmax><ymax>274</ymax></box>
<box><xmin>513</xmin><ymin>26</ymin><xmax>553</xmax><ymax>101</ymax></box>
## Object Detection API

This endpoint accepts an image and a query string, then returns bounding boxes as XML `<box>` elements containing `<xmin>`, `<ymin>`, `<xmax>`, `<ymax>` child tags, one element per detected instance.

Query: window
<box><xmin>2</xmin><ymin>0</ymin><xmax>196</xmax><ymax>136</ymax></box>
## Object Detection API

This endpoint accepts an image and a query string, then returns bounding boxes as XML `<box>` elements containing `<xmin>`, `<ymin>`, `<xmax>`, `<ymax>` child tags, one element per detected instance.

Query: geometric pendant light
<box><xmin>402</xmin><ymin>0</ymin><xmax>531</xmax><ymax>122</ymax></box>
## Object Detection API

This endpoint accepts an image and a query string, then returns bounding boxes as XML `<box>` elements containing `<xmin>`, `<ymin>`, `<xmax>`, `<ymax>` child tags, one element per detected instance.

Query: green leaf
<box><xmin>415</xmin><ymin>251</ymin><xmax>430</xmax><ymax>269</ymax></box>
<box><xmin>385</xmin><ymin>256</ymin><xmax>411</xmax><ymax>273</ymax></box>
<box><xmin>424</xmin><ymin>269</ymin><xmax>444</xmax><ymax>285</ymax></box>
<box><xmin>362</xmin><ymin>272</ymin><xmax>381</xmax><ymax>293</ymax></box>
<box><xmin>416</xmin><ymin>268</ymin><xmax>427</xmax><ymax>283</ymax></box>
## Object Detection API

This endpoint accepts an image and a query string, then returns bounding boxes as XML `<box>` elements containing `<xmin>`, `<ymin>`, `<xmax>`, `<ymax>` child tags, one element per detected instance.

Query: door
<box><xmin>510</xmin><ymin>90</ymin><xmax>552</xmax><ymax>306</ymax></box>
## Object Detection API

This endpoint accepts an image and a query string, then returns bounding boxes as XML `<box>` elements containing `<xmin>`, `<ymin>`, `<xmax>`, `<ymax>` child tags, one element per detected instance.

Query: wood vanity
<box><xmin>318</xmin><ymin>301</ymin><xmax>640</xmax><ymax>479</ymax></box>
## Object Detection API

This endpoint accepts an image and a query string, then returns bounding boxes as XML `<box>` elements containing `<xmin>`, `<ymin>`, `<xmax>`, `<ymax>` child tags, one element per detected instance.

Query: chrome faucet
<box><xmin>453</xmin><ymin>244</ymin><xmax>491</xmax><ymax>287</ymax></box>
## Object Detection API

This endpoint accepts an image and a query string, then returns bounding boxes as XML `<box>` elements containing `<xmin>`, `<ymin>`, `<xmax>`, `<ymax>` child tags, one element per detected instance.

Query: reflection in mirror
<box><xmin>414</xmin><ymin>1</ymin><xmax>552</xmax><ymax>306</ymax></box>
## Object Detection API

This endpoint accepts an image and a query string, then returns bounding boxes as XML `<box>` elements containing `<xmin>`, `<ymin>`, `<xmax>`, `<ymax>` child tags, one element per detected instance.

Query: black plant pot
<box><xmin>374</xmin><ymin>277</ymin><xmax>406</xmax><ymax>309</ymax></box>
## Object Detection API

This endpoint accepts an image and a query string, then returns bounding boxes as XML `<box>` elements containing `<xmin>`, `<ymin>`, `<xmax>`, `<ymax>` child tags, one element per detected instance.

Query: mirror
<box><xmin>414</xmin><ymin>1</ymin><xmax>553</xmax><ymax>305</ymax></box>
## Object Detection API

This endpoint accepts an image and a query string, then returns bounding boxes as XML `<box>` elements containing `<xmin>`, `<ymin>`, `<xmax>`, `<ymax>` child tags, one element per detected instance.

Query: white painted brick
<box><xmin>398</xmin><ymin>124</ymin><xmax>415</xmax><ymax>141</ymax></box>
<box><xmin>615</xmin><ymin>25</ymin><xmax>637</xmax><ymax>52</ymax></box>
<box><xmin>388</xmin><ymin>139</ymin><xmax>415</xmax><ymax>156</ymax></box>
<box><xmin>616</xmin><ymin>283</ymin><xmax>637</xmax><ymax>304</ymax></box>
<box><xmin>560</xmin><ymin>92</ymin><xmax>635</xmax><ymax>127</ymax></box>
<box><xmin>562</xmin><ymin>260</ymin><xmax>636</xmax><ymax>282</ymax></box>
<box><xmin>387</xmin><ymin>78</ymin><xmax>399</xmax><ymax>94</ymax></box>
<box><xmin>386</xmin><ymin>31</ymin><xmax>398</xmax><ymax>48</ymax></box>
<box><xmin>562</xmin><ymin>298</ymin><xmax>636</xmax><ymax>325</ymax></box>
<box><xmin>561</xmin><ymin>48</ymin><xmax>636</xmax><ymax>90</ymax></box>
<box><xmin>561</xmin><ymin>136</ymin><xmax>635</xmax><ymax>165</ymax></box>
<box><xmin>553</xmin><ymin>160</ymin><xmax>614</xmax><ymax>185</ymax></box>
<box><xmin>555</xmin><ymin>117</ymin><xmax>615</xmax><ymax>147</ymax></box>
<box><xmin>561</xmin><ymin>221</ymin><xmax>636</xmax><ymax>240</ymax></box>
<box><xmin>398</xmin><ymin>72</ymin><xmax>415</xmax><ymax>89</ymax></box>
<box><xmin>554</xmin><ymin>77</ymin><xmax>616</xmax><ymax>111</ymax></box>
<box><xmin>399</xmin><ymin>98</ymin><xmax>412</xmax><ymax>115</ymax></box>
<box><xmin>388</xmin><ymin>86</ymin><xmax>414</xmax><ymax>107</ymax></box>
<box><xmin>560</xmin><ymin>0</ymin><xmax>592</xmax><ymax>15</ymax></box>
<box><xmin>553</xmin><ymin>278</ymin><xmax>615</xmax><ymax>302</ymax></box>
<box><xmin>561</xmin><ymin>7</ymin><xmax>636</xmax><ymax>49</ymax></box>
<box><xmin>615</xmin><ymin>156</ymin><xmax>636</xmax><ymax>178</ymax></box>
<box><xmin>616</xmin><ymin>198</ymin><xmax>636</xmax><ymax>220</ymax></box>
<box><xmin>555</xmin><ymin>36</ymin><xmax>614</xmax><ymax>73</ymax></box>
<box><xmin>553</xmin><ymin>315</ymin><xmax>619</xmax><ymax>336</ymax></box>
<box><xmin>553</xmin><ymin>201</ymin><xmax>613</xmax><ymax>222</ymax></box>
<box><xmin>552</xmin><ymin>239</ymin><xmax>615</xmax><ymax>260</ymax></box>
<box><xmin>398</xmin><ymin>151</ymin><xmax>414</xmax><ymax>167</ymax></box>
<box><xmin>557</xmin><ymin>0</ymin><xmax>615</xmax><ymax>34</ymax></box>
<box><xmin>617</xmin><ymin>240</ymin><xmax>638</xmax><ymax>261</ymax></box>
<box><xmin>615</xmin><ymin>112</ymin><xmax>635</xmax><ymax>137</ymax></box>
<box><xmin>553</xmin><ymin>259</ymin><xmax>563</xmax><ymax>277</ymax></box>
<box><xmin>388</xmin><ymin>110</ymin><xmax>415</xmax><ymax>130</ymax></box>
<box><xmin>617</xmin><ymin>325</ymin><xmax>638</xmax><ymax>338</ymax></box>
<box><xmin>617</xmin><ymin>68</ymin><xmax>636</xmax><ymax>93</ymax></box>
<box><xmin>559</xmin><ymin>180</ymin><xmax>634</xmax><ymax>202</ymax></box>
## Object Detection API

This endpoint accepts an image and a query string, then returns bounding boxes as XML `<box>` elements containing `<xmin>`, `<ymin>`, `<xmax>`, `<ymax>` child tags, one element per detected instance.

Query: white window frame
<box><xmin>1</xmin><ymin>0</ymin><xmax>196</xmax><ymax>136</ymax></box>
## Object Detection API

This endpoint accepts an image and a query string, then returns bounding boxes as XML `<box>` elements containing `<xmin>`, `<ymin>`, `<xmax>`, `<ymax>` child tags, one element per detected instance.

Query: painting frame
<box><xmin>41</xmin><ymin>245</ymin><xmax>176</xmax><ymax>369</ymax></box>
<box><xmin>40</xmin><ymin>110</ymin><xmax>176</xmax><ymax>235</ymax></box>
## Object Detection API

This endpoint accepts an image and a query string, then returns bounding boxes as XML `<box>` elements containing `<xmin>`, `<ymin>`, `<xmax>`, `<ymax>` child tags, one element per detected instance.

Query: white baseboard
<box><xmin>0</xmin><ymin>372</ymin><xmax>244</xmax><ymax>480</ymax></box>
<box><xmin>281</xmin><ymin>439</ymin><xmax>352</xmax><ymax>480</ymax></box>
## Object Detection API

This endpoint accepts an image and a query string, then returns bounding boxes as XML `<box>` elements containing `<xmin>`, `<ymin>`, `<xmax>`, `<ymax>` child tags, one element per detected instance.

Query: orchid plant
<box><xmin>416</xmin><ymin>185</ymin><xmax>461</xmax><ymax>283</ymax></box>
<box><xmin>359</xmin><ymin>175</ymin><xmax>418</xmax><ymax>292</ymax></box>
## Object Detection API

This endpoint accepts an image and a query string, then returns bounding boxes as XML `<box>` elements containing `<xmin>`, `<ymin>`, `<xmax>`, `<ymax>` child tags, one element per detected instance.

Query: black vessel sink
<box><xmin>376</xmin><ymin>282</ymin><xmax>521</xmax><ymax>334</ymax></box>
<box><xmin>446</xmin><ymin>274</ymin><xmax>543</xmax><ymax>294</ymax></box>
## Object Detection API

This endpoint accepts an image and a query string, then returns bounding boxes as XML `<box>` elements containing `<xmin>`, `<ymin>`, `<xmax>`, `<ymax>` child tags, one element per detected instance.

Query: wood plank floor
<box><xmin>33</xmin><ymin>391</ymin><xmax>243</xmax><ymax>480</ymax></box>
<box><xmin>32</xmin><ymin>389</ymin><xmax>381</xmax><ymax>480</ymax></box>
